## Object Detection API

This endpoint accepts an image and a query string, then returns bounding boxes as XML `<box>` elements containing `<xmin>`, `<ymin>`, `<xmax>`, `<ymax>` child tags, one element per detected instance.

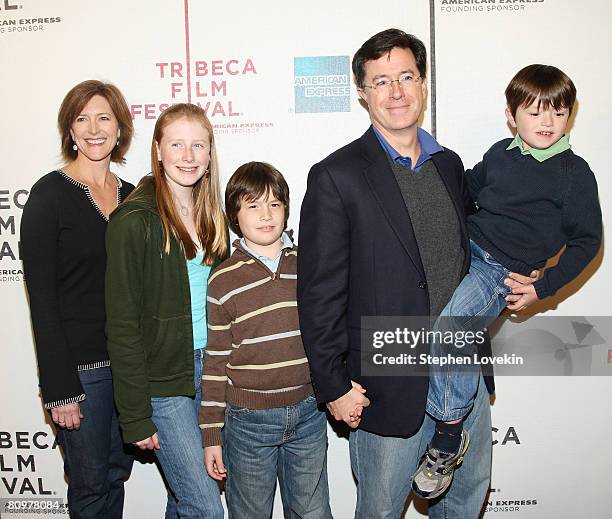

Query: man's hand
<box><xmin>51</xmin><ymin>403</ymin><xmax>83</xmax><ymax>430</ymax></box>
<box><xmin>348</xmin><ymin>381</ymin><xmax>367</xmax><ymax>423</ymax></box>
<box><xmin>326</xmin><ymin>381</ymin><xmax>370</xmax><ymax>428</ymax></box>
<box><xmin>133</xmin><ymin>433</ymin><xmax>160</xmax><ymax>450</ymax></box>
<box><xmin>505</xmin><ymin>270</ymin><xmax>539</xmax><ymax>311</ymax></box>
<box><xmin>204</xmin><ymin>446</ymin><xmax>227</xmax><ymax>481</ymax></box>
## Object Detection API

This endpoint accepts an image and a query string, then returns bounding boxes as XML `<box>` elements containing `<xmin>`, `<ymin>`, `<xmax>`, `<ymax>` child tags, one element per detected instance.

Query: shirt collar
<box><xmin>506</xmin><ymin>133</ymin><xmax>571</xmax><ymax>162</ymax></box>
<box><xmin>372</xmin><ymin>126</ymin><xmax>444</xmax><ymax>171</ymax></box>
<box><xmin>239</xmin><ymin>231</ymin><xmax>293</xmax><ymax>261</ymax></box>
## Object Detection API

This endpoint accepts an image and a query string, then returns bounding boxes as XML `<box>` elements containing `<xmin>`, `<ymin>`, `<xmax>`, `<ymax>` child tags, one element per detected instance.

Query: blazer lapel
<box><xmin>360</xmin><ymin>128</ymin><xmax>425</xmax><ymax>277</ymax></box>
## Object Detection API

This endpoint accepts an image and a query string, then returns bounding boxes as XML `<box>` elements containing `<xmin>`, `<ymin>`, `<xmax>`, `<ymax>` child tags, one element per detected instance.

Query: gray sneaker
<box><xmin>411</xmin><ymin>430</ymin><xmax>470</xmax><ymax>500</ymax></box>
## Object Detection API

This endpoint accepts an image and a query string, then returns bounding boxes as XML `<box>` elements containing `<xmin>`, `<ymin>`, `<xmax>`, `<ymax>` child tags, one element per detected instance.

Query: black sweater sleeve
<box><xmin>21</xmin><ymin>180</ymin><xmax>84</xmax><ymax>408</ymax></box>
<box><xmin>534</xmin><ymin>159</ymin><xmax>602</xmax><ymax>298</ymax></box>
<box><xmin>465</xmin><ymin>150</ymin><xmax>489</xmax><ymax>204</ymax></box>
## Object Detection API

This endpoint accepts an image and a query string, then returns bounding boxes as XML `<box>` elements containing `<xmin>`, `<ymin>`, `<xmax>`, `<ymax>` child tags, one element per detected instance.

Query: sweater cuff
<box><xmin>202</xmin><ymin>427</ymin><xmax>223</xmax><ymax>447</ymax></box>
<box><xmin>44</xmin><ymin>393</ymin><xmax>86</xmax><ymax>410</ymax></box>
<box><xmin>533</xmin><ymin>278</ymin><xmax>551</xmax><ymax>300</ymax></box>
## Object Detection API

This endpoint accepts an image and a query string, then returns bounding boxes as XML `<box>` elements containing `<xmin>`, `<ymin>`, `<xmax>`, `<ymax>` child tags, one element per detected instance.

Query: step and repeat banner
<box><xmin>1</xmin><ymin>0</ymin><xmax>610</xmax><ymax>517</ymax></box>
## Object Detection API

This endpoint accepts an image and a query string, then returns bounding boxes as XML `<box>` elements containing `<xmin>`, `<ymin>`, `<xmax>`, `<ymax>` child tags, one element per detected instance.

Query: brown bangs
<box><xmin>225</xmin><ymin>162</ymin><xmax>290</xmax><ymax>237</ymax></box>
<box><xmin>505</xmin><ymin>64</ymin><xmax>576</xmax><ymax>117</ymax></box>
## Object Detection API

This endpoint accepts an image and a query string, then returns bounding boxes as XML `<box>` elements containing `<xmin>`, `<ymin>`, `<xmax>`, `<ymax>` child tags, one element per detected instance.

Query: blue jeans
<box><xmin>56</xmin><ymin>366</ymin><xmax>133</xmax><ymax>519</ymax></box>
<box><xmin>350</xmin><ymin>374</ymin><xmax>491</xmax><ymax>519</ymax></box>
<box><xmin>151</xmin><ymin>349</ymin><xmax>224</xmax><ymax>519</ymax></box>
<box><xmin>223</xmin><ymin>395</ymin><xmax>332</xmax><ymax>519</ymax></box>
<box><xmin>426</xmin><ymin>240</ymin><xmax>510</xmax><ymax>422</ymax></box>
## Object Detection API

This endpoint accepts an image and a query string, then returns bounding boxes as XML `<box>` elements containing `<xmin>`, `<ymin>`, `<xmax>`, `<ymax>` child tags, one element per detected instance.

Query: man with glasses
<box><xmin>298</xmin><ymin>28</ymin><xmax>493</xmax><ymax>518</ymax></box>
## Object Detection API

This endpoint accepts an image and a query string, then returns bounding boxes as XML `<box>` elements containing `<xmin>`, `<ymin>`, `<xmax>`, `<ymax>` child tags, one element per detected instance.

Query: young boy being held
<box><xmin>412</xmin><ymin>64</ymin><xmax>602</xmax><ymax>499</ymax></box>
<box><xmin>199</xmin><ymin>162</ymin><xmax>332</xmax><ymax>519</ymax></box>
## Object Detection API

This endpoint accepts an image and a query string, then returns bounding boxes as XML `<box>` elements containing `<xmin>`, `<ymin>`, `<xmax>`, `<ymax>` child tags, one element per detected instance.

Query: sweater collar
<box><xmin>506</xmin><ymin>133</ymin><xmax>571</xmax><ymax>162</ymax></box>
<box><xmin>238</xmin><ymin>231</ymin><xmax>293</xmax><ymax>261</ymax></box>
<box><xmin>233</xmin><ymin>231</ymin><xmax>294</xmax><ymax>260</ymax></box>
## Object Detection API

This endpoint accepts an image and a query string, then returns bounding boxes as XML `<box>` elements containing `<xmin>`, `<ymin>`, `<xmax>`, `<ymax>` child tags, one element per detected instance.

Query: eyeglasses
<box><xmin>362</xmin><ymin>73</ymin><xmax>424</xmax><ymax>92</ymax></box>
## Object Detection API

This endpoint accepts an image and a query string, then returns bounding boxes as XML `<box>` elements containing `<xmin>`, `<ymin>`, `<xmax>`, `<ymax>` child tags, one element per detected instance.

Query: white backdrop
<box><xmin>1</xmin><ymin>1</ymin><xmax>611</xmax><ymax>517</ymax></box>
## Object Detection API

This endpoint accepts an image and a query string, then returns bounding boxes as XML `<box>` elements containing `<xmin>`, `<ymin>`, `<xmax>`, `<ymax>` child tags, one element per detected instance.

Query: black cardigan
<box><xmin>21</xmin><ymin>170</ymin><xmax>134</xmax><ymax>408</ymax></box>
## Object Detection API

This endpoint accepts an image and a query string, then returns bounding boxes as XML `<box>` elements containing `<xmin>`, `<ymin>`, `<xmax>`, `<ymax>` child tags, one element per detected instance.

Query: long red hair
<box><xmin>137</xmin><ymin>104</ymin><xmax>228</xmax><ymax>263</ymax></box>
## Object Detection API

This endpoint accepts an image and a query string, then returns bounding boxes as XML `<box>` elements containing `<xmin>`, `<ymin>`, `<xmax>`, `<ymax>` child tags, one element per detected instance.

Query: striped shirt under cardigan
<box><xmin>199</xmin><ymin>240</ymin><xmax>313</xmax><ymax>447</ymax></box>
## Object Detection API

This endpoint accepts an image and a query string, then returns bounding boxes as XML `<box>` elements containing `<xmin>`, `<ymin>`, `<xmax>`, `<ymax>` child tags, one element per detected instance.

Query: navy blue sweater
<box><xmin>467</xmin><ymin>138</ymin><xmax>601</xmax><ymax>299</ymax></box>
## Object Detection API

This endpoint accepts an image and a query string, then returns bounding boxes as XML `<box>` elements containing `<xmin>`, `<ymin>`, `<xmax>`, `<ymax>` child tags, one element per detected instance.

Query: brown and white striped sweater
<box><xmin>199</xmin><ymin>241</ymin><xmax>313</xmax><ymax>447</ymax></box>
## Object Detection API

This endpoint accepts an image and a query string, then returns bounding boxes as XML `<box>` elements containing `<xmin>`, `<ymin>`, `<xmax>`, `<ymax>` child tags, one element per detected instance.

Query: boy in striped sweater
<box><xmin>199</xmin><ymin>162</ymin><xmax>332</xmax><ymax>519</ymax></box>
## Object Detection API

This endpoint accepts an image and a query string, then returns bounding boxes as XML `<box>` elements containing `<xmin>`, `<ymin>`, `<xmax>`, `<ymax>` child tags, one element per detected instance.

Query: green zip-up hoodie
<box><xmin>105</xmin><ymin>177</ymin><xmax>224</xmax><ymax>443</ymax></box>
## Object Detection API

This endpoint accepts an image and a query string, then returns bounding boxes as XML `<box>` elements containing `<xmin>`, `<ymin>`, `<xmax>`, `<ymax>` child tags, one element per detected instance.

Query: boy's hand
<box><xmin>204</xmin><ymin>445</ymin><xmax>227</xmax><ymax>480</ymax></box>
<box><xmin>505</xmin><ymin>271</ymin><xmax>539</xmax><ymax>311</ymax></box>
<box><xmin>348</xmin><ymin>405</ymin><xmax>364</xmax><ymax>424</ymax></box>
<box><xmin>327</xmin><ymin>380</ymin><xmax>370</xmax><ymax>429</ymax></box>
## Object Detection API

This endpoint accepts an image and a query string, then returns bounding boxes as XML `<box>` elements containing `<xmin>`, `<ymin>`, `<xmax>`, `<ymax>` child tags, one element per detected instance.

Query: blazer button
<box><xmin>418</xmin><ymin>281</ymin><xmax>427</xmax><ymax>289</ymax></box>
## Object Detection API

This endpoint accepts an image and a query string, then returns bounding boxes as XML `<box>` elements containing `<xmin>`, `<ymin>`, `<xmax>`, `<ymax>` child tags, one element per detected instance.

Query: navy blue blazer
<box><xmin>297</xmin><ymin>127</ymin><xmax>492</xmax><ymax>437</ymax></box>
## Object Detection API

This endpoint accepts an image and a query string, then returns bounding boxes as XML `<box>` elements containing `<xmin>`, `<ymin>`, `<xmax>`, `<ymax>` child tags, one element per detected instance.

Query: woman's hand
<box><xmin>204</xmin><ymin>446</ymin><xmax>227</xmax><ymax>480</ymax></box>
<box><xmin>51</xmin><ymin>403</ymin><xmax>83</xmax><ymax>430</ymax></box>
<box><xmin>133</xmin><ymin>433</ymin><xmax>160</xmax><ymax>450</ymax></box>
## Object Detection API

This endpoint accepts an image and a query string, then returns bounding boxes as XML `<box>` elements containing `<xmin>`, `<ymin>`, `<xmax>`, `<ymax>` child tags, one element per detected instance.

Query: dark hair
<box><xmin>505</xmin><ymin>64</ymin><xmax>577</xmax><ymax>117</ymax></box>
<box><xmin>352</xmin><ymin>28</ymin><xmax>427</xmax><ymax>88</ymax></box>
<box><xmin>57</xmin><ymin>80</ymin><xmax>133</xmax><ymax>164</ymax></box>
<box><xmin>225</xmin><ymin>162</ymin><xmax>290</xmax><ymax>237</ymax></box>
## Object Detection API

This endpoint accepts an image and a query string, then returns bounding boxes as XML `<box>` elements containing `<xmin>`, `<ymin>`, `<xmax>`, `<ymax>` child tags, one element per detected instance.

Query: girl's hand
<box><xmin>133</xmin><ymin>433</ymin><xmax>160</xmax><ymax>450</ymax></box>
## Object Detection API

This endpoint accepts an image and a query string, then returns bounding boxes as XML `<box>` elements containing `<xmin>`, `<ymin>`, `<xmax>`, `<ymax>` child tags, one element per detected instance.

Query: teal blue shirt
<box><xmin>187</xmin><ymin>255</ymin><xmax>212</xmax><ymax>349</ymax></box>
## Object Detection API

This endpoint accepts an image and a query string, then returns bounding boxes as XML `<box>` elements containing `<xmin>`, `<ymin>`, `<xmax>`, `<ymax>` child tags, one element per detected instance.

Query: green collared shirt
<box><xmin>506</xmin><ymin>133</ymin><xmax>571</xmax><ymax>162</ymax></box>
